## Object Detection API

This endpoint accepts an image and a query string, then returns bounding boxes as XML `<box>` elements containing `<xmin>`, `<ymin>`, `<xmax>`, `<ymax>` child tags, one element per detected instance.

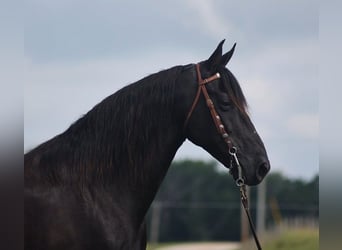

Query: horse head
<box><xmin>180</xmin><ymin>40</ymin><xmax>270</xmax><ymax>186</ymax></box>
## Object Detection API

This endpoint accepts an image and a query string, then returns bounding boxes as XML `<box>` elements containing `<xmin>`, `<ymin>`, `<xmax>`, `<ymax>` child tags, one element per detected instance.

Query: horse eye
<box><xmin>214</xmin><ymin>92</ymin><xmax>232</xmax><ymax>110</ymax></box>
<box><xmin>219</xmin><ymin>99</ymin><xmax>232</xmax><ymax>110</ymax></box>
<box><xmin>220</xmin><ymin>99</ymin><xmax>230</xmax><ymax>106</ymax></box>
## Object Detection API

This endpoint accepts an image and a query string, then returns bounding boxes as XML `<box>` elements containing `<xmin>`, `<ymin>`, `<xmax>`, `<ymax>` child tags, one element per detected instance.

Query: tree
<box><xmin>147</xmin><ymin>160</ymin><xmax>319</xmax><ymax>242</ymax></box>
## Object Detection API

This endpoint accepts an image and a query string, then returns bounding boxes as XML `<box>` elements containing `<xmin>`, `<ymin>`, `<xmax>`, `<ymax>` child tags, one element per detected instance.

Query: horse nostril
<box><xmin>257</xmin><ymin>162</ymin><xmax>270</xmax><ymax>181</ymax></box>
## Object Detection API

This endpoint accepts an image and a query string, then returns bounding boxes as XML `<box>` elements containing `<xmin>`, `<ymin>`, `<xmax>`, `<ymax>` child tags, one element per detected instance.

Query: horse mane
<box><xmin>25</xmin><ymin>65</ymin><xmax>184</xmax><ymax>186</ymax></box>
<box><xmin>218</xmin><ymin>66</ymin><xmax>248</xmax><ymax>115</ymax></box>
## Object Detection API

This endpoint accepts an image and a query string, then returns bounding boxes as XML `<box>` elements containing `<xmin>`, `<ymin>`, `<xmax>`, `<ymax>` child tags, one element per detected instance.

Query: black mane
<box><xmin>218</xmin><ymin>66</ymin><xmax>248</xmax><ymax>115</ymax></box>
<box><xmin>25</xmin><ymin>65</ymin><xmax>184</xmax><ymax>186</ymax></box>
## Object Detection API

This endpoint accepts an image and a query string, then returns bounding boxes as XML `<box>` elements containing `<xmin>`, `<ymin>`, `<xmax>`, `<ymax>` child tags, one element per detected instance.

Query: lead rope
<box><xmin>229</xmin><ymin>148</ymin><xmax>262</xmax><ymax>250</ymax></box>
<box><xmin>240</xmin><ymin>185</ymin><xmax>262</xmax><ymax>250</ymax></box>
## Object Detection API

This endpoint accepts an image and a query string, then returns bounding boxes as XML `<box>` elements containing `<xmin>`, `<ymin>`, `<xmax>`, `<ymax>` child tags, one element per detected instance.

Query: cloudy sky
<box><xmin>24</xmin><ymin>0</ymin><xmax>318</xmax><ymax>180</ymax></box>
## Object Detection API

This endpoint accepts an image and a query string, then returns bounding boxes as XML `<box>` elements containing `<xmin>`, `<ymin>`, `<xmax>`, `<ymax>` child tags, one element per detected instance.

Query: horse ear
<box><xmin>221</xmin><ymin>43</ymin><xmax>236</xmax><ymax>66</ymax></box>
<box><xmin>206</xmin><ymin>39</ymin><xmax>225</xmax><ymax>71</ymax></box>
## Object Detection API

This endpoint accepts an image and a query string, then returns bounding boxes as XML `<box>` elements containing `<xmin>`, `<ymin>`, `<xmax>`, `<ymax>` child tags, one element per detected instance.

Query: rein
<box><xmin>184</xmin><ymin>63</ymin><xmax>262</xmax><ymax>250</ymax></box>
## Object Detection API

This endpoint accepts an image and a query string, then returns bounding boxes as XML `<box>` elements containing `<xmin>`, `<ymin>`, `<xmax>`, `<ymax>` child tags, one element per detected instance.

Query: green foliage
<box><xmin>155</xmin><ymin>160</ymin><xmax>238</xmax><ymax>203</ymax></box>
<box><xmin>147</xmin><ymin>160</ymin><xmax>319</xmax><ymax>242</ymax></box>
<box><xmin>149</xmin><ymin>159</ymin><xmax>241</xmax><ymax>241</ymax></box>
<box><xmin>266</xmin><ymin>172</ymin><xmax>319</xmax><ymax>221</ymax></box>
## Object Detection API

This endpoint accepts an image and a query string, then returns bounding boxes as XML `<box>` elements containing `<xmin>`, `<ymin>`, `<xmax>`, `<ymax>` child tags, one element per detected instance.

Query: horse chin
<box><xmin>243</xmin><ymin>174</ymin><xmax>264</xmax><ymax>186</ymax></box>
<box><xmin>228</xmin><ymin>164</ymin><xmax>262</xmax><ymax>186</ymax></box>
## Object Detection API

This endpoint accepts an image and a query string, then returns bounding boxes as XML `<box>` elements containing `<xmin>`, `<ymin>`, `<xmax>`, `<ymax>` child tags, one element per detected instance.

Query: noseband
<box><xmin>184</xmin><ymin>64</ymin><xmax>244</xmax><ymax>186</ymax></box>
<box><xmin>183</xmin><ymin>64</ymin><xmax>262</xmax><ymax>250</ymax></box>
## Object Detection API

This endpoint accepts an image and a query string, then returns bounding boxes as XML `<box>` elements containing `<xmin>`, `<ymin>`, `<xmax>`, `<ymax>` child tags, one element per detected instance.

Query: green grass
<box><xmin>146</xmin><ymin>243</ymin><xmax>174</xmax><ymax>250</ymax></box>
<box><xmin>240</xmin><ymin>228</ymin><xmax>319</xmax><ymax>250</ymax></box>
<box><xmin>147</xmin><ymin>228</ymin><xmax>319</xmax><ymax>250</ymax></box>
<box><xmin>264</xmin><ymin>228</ymin><xmax>318</xmax><ymax>250</ymax></box>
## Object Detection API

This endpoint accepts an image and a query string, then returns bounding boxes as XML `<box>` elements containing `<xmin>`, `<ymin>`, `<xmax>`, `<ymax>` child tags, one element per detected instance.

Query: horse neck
<box><xmin>25</xmin><ymin>72</ymin><xmax>188</xmax><ymax>223</ymax></box>
<box><xmin>84</xmin><ymin>91</ymin><xmax>186</xmax><ymax>224</ymax></box>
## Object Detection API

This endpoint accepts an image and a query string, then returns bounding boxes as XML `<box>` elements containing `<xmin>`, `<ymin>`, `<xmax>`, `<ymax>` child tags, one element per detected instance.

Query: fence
<box><xmin>147</xmin><ymin>201</ymin><xmax>318</xmax><ymax>243</ymax></box>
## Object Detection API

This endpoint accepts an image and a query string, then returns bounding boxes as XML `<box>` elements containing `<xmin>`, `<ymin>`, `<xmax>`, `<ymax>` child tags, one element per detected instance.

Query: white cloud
<box><xmin>185</xmin><ymin>0</ymin><xmax>235</xmax><ymax>38</ymax></box>
<box><xmin>243</xmin><ymin>78</ymin><xmax>283</xmax><ymax>115</ymax></box>
<box><xmin>287</xmin><ymin>113</ymin><xmax>318</xmax><ymax>140</ymax></box>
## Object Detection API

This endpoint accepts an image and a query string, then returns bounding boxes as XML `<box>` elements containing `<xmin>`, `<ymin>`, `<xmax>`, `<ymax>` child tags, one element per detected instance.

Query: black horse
<box><xmin>25</xmin><ymin>40</ymin><xmax>270</xmax><ymax>250</ymax></box>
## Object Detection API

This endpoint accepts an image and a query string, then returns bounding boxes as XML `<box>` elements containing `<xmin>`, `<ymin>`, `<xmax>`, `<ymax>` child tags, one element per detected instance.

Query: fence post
<box><xmin>257</xmin><ymin>178</ymin><xmax>266</xmax><ymax>235</ymax></box>
<box><xmin>150</xmin><ymin>201</ymin><xmax>162</xmax><ymax>244</ymax></box>
<box><xmin>240</xmin><ymin>186</ymin><xmax>250</xmax><ymax>242</ymax></box>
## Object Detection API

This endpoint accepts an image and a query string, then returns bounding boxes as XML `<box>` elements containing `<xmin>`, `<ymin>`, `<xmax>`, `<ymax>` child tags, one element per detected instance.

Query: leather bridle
<box><xmin>184</xmin><ymin>63</ymin><xmax>262</xmax><ymax>250</ymax></box>
<box><xmin>184</xmin><ymin>64</ymin><xmax>244</xmax><ymax>186</ymax></box>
